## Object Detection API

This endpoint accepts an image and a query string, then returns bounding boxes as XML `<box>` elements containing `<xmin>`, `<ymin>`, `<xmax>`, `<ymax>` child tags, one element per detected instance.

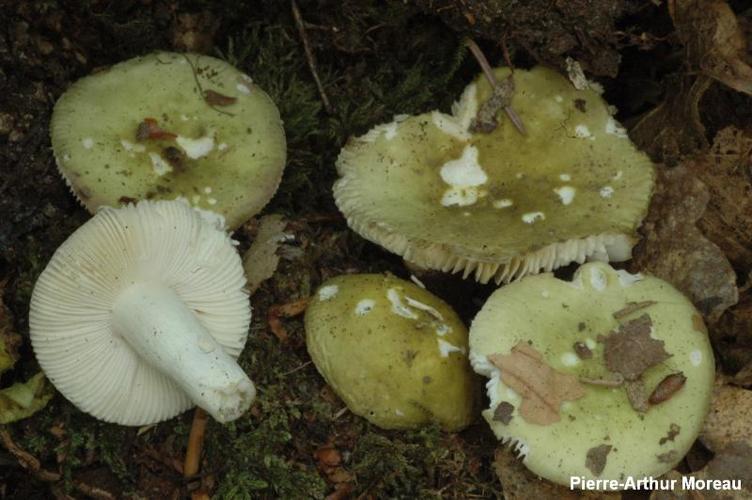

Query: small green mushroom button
<box><xmin>469</xmin><ymin>262</ymin><xmax>714</xmax><ymax>488</ymax></box>
<box><xmin>51</xmin><ymin>51</ymin><xmax>286</xmax><ymax>229</ymax></box>
<box><xmin>305</xmin><ymin>274</ymin><xmax>476</xmax><ymax>431</ymax></box>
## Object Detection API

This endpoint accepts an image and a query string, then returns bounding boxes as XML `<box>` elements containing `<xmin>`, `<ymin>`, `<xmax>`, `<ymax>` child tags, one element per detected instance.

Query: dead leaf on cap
<box><xmin>242</xmin><ymin>214</ymin><xmax>290</xmax><ymax>296</ymax></box>
<box><xmin>603</xmin><ymin>314</ymin><xmax>670</xmax><ymax>381</ymax></box>
<box><xmin>632</xmin><ymin>166</ymin><xmax>738</xmax><ymax>323</ymax></box>
<box><xmin>691</xmin><ymin>127</ymin><xmax>752</xmax><ymax>272</ymax></box>
<box><xmin>493</xmin><ymin>402</ymin><xmax>515</xmax><ymax>425</ymax></box>
<box><xmin>669</xmin><ymin>0</ymin><xmax>752</xmax><ymax>95</ymax></box>
<box><xmin>488</xmin><ymin>342</ymin><xmax>585</xmax><ymax>425</ymax></box>
<box><xmin>649</xmin><ymin>372</ymin><xmax>687</xmax><ymax>405</ymax></box>
<box><xmin>493</xmin><ymin>447</ymin><xmax>620</xmax><ymax>500</ymax></box>
<box><xmin>624</xmin><ymin>379</ymin><xmax>650</xmax><ymax>413</ymax></box>
<box><xmin>585</xmin><ymin>444</ymin><xmax>612</xmax><ymax>476</ymax></box>
<box><xmin>701</xmin><ymin>383</ymin><xmax>752</xmax><ymax>452</ymax></box>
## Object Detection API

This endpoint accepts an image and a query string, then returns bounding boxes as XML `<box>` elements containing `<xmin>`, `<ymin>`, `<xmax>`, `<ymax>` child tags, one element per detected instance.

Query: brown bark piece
<box><xmin>488</xmin><ymin>342</ymin><xmax>586</xmax><ymax>425</ymax></box>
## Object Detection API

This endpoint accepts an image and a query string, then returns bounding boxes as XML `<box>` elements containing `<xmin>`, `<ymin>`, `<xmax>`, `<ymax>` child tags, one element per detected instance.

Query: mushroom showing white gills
<box><xmin>334</xmin><ymin>67</ymin><xmax>655</xmax><ymax>283</ymax></box>
<box><xmin>469</xmin><ymin>262</ymin><xmax>715</xmax><ymax>487</ymax></box>
<box><xmin>29</xmin><ymin>200</ymin><xmax>254</xmax><ymax>425</ymax></box>
<box><xmin>51</xmin><ymin>51</ymin><xmax>286</xmax><ymax>230</ymax></box>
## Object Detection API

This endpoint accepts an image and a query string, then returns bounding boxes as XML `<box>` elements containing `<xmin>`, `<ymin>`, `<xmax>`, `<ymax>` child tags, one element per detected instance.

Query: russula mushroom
<box><xmin>29</xmin><ymin>200</ymin><xmax>254</xmax><ymax>425</ymax></box>
<box><xmin>51</xmin><ymin>51</ymin><xmax>286</xmax><ymax>230</ymax></box>
<box><xmin>305</xmin><ymin>274</ymin><xmax>476</xmax><ymax>430</ymax></box>
<box><xmin>468</xmin><ymin>262</ymin><xmax>714</xmax><ymax>487</ymax></box>
<box><xmin>334</xmin><ymin>67</ymin><xmax>654</xmax><ymax>283</ymax></box>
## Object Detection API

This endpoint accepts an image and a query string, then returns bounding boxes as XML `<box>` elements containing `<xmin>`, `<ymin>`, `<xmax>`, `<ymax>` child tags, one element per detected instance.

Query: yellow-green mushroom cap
<box><xmin>51</xmin><ymin>51</ymin><xmax>286</xmax><ymax>230</ymax></box>
<box><xmin>334</xmin><ymin>67</ymin><xmax>655</xmax><ymax>283</ymax></box>
<box><xmin>468</xmin><ymin>262</ymin><xmax>714</xmax><ymax>488</ymax></box>
<box><xmin>305</xmin><ymin>274</ymin><xmax>476</xmax><ymax>431</ymax></box>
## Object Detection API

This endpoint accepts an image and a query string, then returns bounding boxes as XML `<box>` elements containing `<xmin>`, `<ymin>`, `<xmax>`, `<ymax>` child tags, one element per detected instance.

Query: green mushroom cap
<box><xmin>51</xmin><ymin>51</ymin><xmax>286</xmax><ymax>229</ymax></box>
<box><xmin>469</xmin><ymin>262</ymin><xmax>714</xmax><ymax>488</ymax></box>
<box><xmin>334</xmin><ymin>67</ymin><xmax>654</xmax><ymax>283</ymax></box>
<box><xmin>305</xmin><ymin>274</ymin><xmax>476</xmax><ymax>431</ymax></box>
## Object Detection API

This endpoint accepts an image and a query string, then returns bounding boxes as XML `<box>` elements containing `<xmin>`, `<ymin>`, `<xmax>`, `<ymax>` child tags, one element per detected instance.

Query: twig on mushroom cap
<box><xmin>465</xmin><ymin>38</ymin><xmax>526</xmax><ymax>135</ymax></box>
<box><xmin>292</xmin><ymin>0</ymin><xmax>333</xmax><ymax>114</ymax></box>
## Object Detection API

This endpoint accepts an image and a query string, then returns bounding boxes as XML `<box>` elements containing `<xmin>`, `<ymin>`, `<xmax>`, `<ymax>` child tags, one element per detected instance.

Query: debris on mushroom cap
<box><xmin>334</xmin><ymin>67</ymin><xmax>654</xmax><ymax>284</ymax></box>
<box><xmin>304</xmin><ymin>274</ymin><xmax>476</xmax><ymax>431</ymax></box>
<box><xmin>29</xmin><ymin>199</ymin><xmax>254</xmax><ymax>425</ymax></box>
<box><xmin>468</xmin><ymin>262</ymin><xmax>714</xmax><ymax>488</ymax></box>
<box><xmin>50</xmin><ymin>51</ymin><xmax>286</xmax><ymax>230</ymax></box>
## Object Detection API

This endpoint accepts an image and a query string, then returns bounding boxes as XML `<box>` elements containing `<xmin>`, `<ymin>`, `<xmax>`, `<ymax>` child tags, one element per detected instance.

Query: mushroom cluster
<box><xmin>334</xmin><ymin>67</ymin><xmax>654</xmax><ymax>283</ymax></box>
<box><xmin>51</xmin><ymin>51</ymin><xmax>286</xmax><ymax>230</ymax></box>
<box><xmin>30</xmin><ymin>200</ymin><xmax>254</xmax><ymax>425</ymax></box>
<box><xmin>469</xmin><ymin>262</ymin><xmax>715</xmax><ymax>486</ymax></box>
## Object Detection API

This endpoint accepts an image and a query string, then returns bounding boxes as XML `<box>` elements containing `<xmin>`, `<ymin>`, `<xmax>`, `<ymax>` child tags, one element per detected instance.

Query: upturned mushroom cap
<box><xmin>51</xmin><ymin>51</ymin><xmax>286</xmax><ymax>229</ymax></box>
<box><xmin>334</xmin><ymin>67</ymin><xmax>654</xmax><ymax>283</ymax></box>
<box><xmin>29</xmin><ymin>199</ymin><xmax>253</xmax><ymax>425</ymax></box>
<box><xmin>469</xmin><ymin>262</ymin><xmax>714</xmax><ymax>487</ymax></box>
<box><xmin>305</xmin><ymin>274</ymin><xmax>476</xmax><ymax>431</ymax></box>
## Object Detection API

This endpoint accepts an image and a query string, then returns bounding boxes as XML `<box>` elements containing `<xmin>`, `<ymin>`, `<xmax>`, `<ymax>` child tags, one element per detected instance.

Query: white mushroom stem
<box><xmin>112</xmin><ymin>282</ymin><xmax>255</xmax><ymax>423</ymax></box>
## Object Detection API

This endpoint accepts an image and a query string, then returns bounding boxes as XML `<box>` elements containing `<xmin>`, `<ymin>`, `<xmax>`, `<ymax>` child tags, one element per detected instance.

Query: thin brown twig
<box><xmin>464</xmin><ymin>38</ymin><xmax>526</xmax><ymax>135</ymax></box>
<box><xmin>291</xmin><ymin>0</ymin><xmax>334</xmax><ymax>114</ymax></box>
<box><xmin>184</xmin><ymin>408</ymin><xmax>209</xmax><ymax>479</ymax></box>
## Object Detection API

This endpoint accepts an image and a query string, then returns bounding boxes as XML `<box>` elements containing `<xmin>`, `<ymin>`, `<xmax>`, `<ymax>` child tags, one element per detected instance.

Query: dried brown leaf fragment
<box><xmin>691</xmin><ymin>127</ymin><xmax>752</xmax><ymax>272</ymax></box>
<box><xmin>659</xmin><ymin>423</ymin><xmax>681</xmax><ymax>446</ymax></box>
<box><xmin>585</xmin><ymin>444</ymin><xmax>612</xmax><ymax>477</ymax></box>
<box><xmin>649</xmin><ymin>372</ymin><xmax>687</xmax><ymax>405</ymax></box>
<box><xmin>488</xmin><ymin>342</ymin><xmax>585</xmax><ymax>425</ymax></box>
<box><xmin>203</xmin><ymin>90</ymin><xmax>237</xmax><ymax>107</ymax></box>
<box><xmin>243</xmin><ymin>214</ymin><xmax>290</xmax><ymax>296</ymax></box>
<box><xmin>603</xmin><ymin>314</ymin><xmax>670</xmax><ymax>381</ymax></box>
<box><xmin>669</xmin><ymin>0</ymin><xmax>752</xmax><ymax>95</ymax></box>
<box><xmin>492</xmin><ymin>401</ymin><xmax>514</xmax><ymax>425</ymax></box>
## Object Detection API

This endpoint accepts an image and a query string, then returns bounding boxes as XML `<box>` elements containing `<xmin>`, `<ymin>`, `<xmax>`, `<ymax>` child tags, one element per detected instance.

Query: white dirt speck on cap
<box><xmin>522</xmin><ymin>212</ymin><xmax>545</xmax><ymax>224</ymax></box>
<box><xmin>318</xmin><ymin>285</ymin><xmax>339</xmax><ymax>301</ymax></box>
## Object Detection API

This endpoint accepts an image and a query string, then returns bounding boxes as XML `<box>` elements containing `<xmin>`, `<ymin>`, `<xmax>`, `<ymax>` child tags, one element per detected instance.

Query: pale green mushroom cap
<box><xmin>51</xmin><ymin>51</ymin><xmax>286</xmax><ymax>230</ymax></box>
<box><xmin>334</xmin><ymin>67</ymin><xmax>654</xmax><ymax>283</ymax></box>
<box><xmin>305</xmin><ymin>274</ymin><xmax>476</xmax><ymax>431</ymax></box>
<box><xmin>468</xmin><ymin>262</ymin><xmax>714</xmax><ymax>488</ymax></box>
